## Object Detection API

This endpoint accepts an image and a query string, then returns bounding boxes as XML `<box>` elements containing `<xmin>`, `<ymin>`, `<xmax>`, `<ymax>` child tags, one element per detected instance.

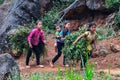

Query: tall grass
<box><xmin>7</xmin><ymin>65</ymin><xmax>112</xmax><ymax>80</ymax></box>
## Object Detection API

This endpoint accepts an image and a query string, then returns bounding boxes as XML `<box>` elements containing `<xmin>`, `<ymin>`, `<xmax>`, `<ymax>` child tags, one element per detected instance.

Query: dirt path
<box><xmin>17</xmin><ymin>34</ymin><xmax>120</xmax><ymax>75</ymax></box>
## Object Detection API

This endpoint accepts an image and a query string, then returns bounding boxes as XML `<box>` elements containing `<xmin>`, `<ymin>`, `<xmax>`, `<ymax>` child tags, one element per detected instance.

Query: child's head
<box><xmin>56</xmin><ymin>25</ymin><xmax>61</xmax><ymax>32</ymax></box>
<box><xmin>36</xmin><ymin>21</ymin><xmax>42</xmax><ymax>30</ymax></box>
<box><xmin>88</xmin><ymin>22</ymin><xmax>96</xmax><ymax>32</ymax></box>
<box><xmin>64</xmin><ymin>21</ymin><xmax>70</xmax><ymax>30</ymax></box>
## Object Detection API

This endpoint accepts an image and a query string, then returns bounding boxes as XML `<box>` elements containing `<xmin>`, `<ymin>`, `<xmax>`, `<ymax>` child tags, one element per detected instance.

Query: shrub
<box><xmin>96</xmin><ymin>27</ymin><xmax>116</xmax><ymax>41</ymax></box>
<box><xmin>9</xmin><ymin>26</ymin><xmax>31</xmax><ymax>53</ymax></box>
<box><xmin>41</xmin><ymin>3</ymin><xmax>70</xmax><ymax>30</ymax></box>
<box><xmin>114</xmin><ymin>13</ymin><xmax>120</xmax><ymax>28</ymax></box>
<box><xmin>0</xmin><ymin>0</ymin><xmax>4</xmax><ymax>4</ymax></box>
<box><xmin>105</xmin><ymin>0</ymin><xmax>120</xmax><ymax>10</ymax></box>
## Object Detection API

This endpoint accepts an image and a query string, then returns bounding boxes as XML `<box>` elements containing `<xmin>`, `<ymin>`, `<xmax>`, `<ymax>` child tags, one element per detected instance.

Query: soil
<box><xmin>17</xmin><ymin>34</ymin><xmax>120</xmax><ymax>76</ymax></box>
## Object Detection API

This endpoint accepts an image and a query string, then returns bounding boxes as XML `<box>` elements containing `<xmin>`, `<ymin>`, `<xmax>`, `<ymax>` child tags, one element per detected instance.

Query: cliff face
<box><xmin>59</xmin><ymin>0</ymin><xmax>118</xmax><ymax>30</ymax></box>
<box><xmin>0</xmin><ymin>0</ymin><xmax>53</xmax><ymax>53</ymax></box>
<box><xmin>118</xmin><ymin>7</ymin><xmax>120</xmax><ymax>23</ymax></box>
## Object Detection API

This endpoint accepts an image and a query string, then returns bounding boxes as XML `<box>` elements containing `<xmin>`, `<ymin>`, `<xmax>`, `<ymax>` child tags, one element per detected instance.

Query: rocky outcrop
<box><xmin>110</xmin><ymin>43</ymin><xmax>120</xmax><ymax>53</ymax></box>
<box><xmin>0</xmin><ymin>0</ymin><xmax>12</xmax><ymax>22</ymax></box>
<box><xmin>58</xmin><ymin>0</ymin><xmax>113</xmax><ymax>30</ymax></box>
<box><xmin>59</xmin><ymin>0</ymin><xmax>111</xmax><ymax>20</ymax></box>
<box><xmin>0</xmin><ymin>0</ymin><xmax>53</xmax><ymax>53</ymax></box>
<box><xmin>86</xmin><ymin>0</ymin><xmax>105</xmax><ymax>10</ymax></box>
<box><xmin>118</xmin><ymin>7</ymin><xmax>120</xmax><ymax>23</ymax></box>
<box><xmin>0</xmin><ymin>53</ymin><xmax>19</xmax><ymax>80</ymax></box>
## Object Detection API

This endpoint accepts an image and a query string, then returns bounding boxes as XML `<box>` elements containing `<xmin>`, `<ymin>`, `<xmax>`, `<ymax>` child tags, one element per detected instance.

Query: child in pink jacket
<box><xmin>26</xmin><ymin>21</ymin><xmax>46</xmax><ymax>68</ymax></box>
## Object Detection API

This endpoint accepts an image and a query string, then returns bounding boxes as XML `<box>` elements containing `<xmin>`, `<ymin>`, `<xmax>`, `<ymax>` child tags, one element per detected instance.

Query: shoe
<box><xmin>37</xmin><ymin>65</ymin><xmax>44</xmax><ymax>68</ymax></box>
<box><xmin>26</xmin><ymin>65</ymin><xmax>30</xmax><ymax>69</ymax></box>
<box><xmin>64</xmin><ymin>64</ymin><xmax>69</xmax><ymax>67</ymax></box>
<box><xmin>50</xmin><ymin>62</ymin><xmax>54</xmax><ymax>68</ymax></box>
<box><xmin>81</xmin><ymin>67</ymin><xmax>86</xmax><ymax>71</ymax></box>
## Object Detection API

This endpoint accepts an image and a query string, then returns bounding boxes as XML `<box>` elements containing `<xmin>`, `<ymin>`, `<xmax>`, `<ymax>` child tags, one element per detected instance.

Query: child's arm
<box><xmin>27</xmin><ymin>29</ymin><xmax>35</xmax><ymax>48</ymax></box>
<box><xmin>41</xmin><ymin>30</ymin><xmax>46</xmax><ymax>44</ymax></box>
<box><xmin>93</xmin><ymin>35</ymin><xmax>97</xmax><ymax>51</ymax></box>
<box><xmin>72</xmin><ymin>34</ymin><xmax>85</xmax><ymax>45</ymax></box>
<box><xmin>72</xmin><ymin>32</ymin><xmax>87</xmax><ymax>45</ymax></box>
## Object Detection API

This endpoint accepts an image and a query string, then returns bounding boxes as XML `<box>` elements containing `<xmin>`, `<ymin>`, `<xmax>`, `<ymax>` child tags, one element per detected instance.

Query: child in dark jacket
<box><xmin>50</xmin><ymin>21</ymin><xmax>71</xmax><ymax>67</ymax></box>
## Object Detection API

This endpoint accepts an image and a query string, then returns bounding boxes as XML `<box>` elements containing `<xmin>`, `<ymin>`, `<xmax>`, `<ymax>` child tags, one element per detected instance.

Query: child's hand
<box><xmin>29</xmin><ymin>43</ymin><xmax>32</xmax><ymax>48</ymax></box>
<box><xmin>43</xmin><ymin>40</ymin><xmax>47</xmax><ymax>45</ymax></box>
<box><xmin>94</xmin><ymin>47</ymin><xmax>97</xmax><ymax>51</ymax></box>
<box><xmin>61</xmin><ymin>38</ymin><xmax>65</xmax><ymax>40</ymax></box>
<box><xmin>72</xmin><ymin>42</ymin><xmax>76</xmax><ymax>45</ymax></box>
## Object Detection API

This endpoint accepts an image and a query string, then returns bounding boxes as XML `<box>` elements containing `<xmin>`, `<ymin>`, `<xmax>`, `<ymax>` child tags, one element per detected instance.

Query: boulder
<box><xmin>0</xmin><ymin>53</ymin><xmax>19</xmax><ymax>80</ymax></box>
<box><xmin>0</xmin><ymin>0</ymin><xmax>53</xmax><ymax>53</ymax></box>
<box><xmin>58</xmin><ymin>0</ymin><xmax>113</xmax><ymax>30</ymax></box>
<box><xmin>0</xmin><ymin>0</ymin><xmax>12</xmax><ymax>22</ymax></box>
<box><xmin>86</xmin><ymin>0</ymin><xmax>105</xmax><ymax>10</ymax></box>
<box><xmin>97</xmin><ymin>45</ymin><xmax>110</xmax><ymax>57</ymax></box>
<box><xmin>110</xmin><ymin>43</ymin><xmax>120</xmax><ymax>53</ymax></box>
<box><xmin>118</xmin><ymin>7</ymin><xmax>120</xmax><ymax>23</ymax></box>
<box><xmin>59</xmin><ymin>0</ymin><xmax>111</xmax><ymax>21</ymax></box>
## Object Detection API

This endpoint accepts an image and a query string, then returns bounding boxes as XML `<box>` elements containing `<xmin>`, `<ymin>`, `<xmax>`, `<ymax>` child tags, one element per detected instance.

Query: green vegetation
<box><xmin>7</xmin><ymin>62</ymin><xmax>112</xmax><ymax>80</ymax></box>
<box><xmin>62</xmin><ymin>29</ymin><xmax>89</xmax><ymax>64</ymax></box>
<box><xmin>0</xmin><ymin>0</ymin><xmax>4</xmax><ymax>4</ymax></box>
<box><xmin>96</xmin><ymin>27</ymin><xmax>116</xmax><ymax>41</ymax></box>
<box><xmin>41</xmin><ymin>3</ymin><xmax>70</xmax><ymax>31</ymax></box>
<box><xmin>105</xmin><ymin>0</ymin><xmax>120</xmax><ymax>10</ymax></box>
<box><xmin>9</xmin><ymin>23</ymin><xmax>47</xmax><ymax>56</ymax></box>
<box><xmin>9</xmin><ymin>23</ymin><xmax>35</xmax><ymax>53</ymax></box>
<box><xmin>114</xmin><ymin>13</ymin><xmax>120</xmax><ymax>28</ymax></box>
<box><xmin>62</xmin><ymin>26</ymin><xmax>116</xmax><ymax>65</ymax></box>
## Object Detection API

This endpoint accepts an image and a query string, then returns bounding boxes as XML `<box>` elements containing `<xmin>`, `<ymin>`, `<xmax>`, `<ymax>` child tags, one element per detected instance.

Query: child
<box><xmin>26</xmin><ymin>21</ymin><xmax>46</xmax><ymax>68</ymax></box>
<box><xmin>54</xmin><ymin>25</ymin><xmax>62</xmax><ymax>53</ymax></box>
<box><xmin>50</xmin><ymin>21</ymin><xmax>71</xmax><ymax>67</ymax></box>
<box><xmin>73</xmin><ymin>22</ymin><xmax>97</xmax><ymax>68</ymax></box>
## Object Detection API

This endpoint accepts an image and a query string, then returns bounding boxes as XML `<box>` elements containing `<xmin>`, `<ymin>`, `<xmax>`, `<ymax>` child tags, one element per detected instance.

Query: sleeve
<box><xmin>27</xmin><ymin>29</ymin><xmax>35</xmax><ymax>43</ymax></box>
<box><xmin>59</xmin><ymin>30</ymin><xmax>63</xmax><ymax>36</ymax></box>
<box><xmin>67</xmin><ymin>30</ymin><xmax>70</xmax><ymax>35</ymax></box>
<box><xmin>41</xmin><ymin>30</ymin><xmax>46</xmax><ymax>44</ymax></box>
<box><xmin>84</xmin><ymin>31</ymin><xmax>89</xmax><ymax>36</ymax></box>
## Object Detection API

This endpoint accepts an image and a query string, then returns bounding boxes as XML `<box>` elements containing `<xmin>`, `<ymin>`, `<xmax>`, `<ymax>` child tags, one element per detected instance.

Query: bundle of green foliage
<box><xmin>9</xmin><ymin>24</ymin><xmax>47</xmax><ymax>57</ymax></box>
<box><xmin>62</xmin><ymin>29</ymin><xmax>89</xmax><ymax>63</ymax></box>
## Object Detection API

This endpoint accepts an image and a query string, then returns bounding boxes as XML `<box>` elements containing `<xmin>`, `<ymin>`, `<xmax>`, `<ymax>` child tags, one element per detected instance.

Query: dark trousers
<box><xmin>52</xmin><ymin>42</ymin><xmax>66</xmax><ymax>65</ymax></box>
<box><xmin>26</xmin><ymin>45</ymin><xmax>41</xmax><ymax>65</ymax></box>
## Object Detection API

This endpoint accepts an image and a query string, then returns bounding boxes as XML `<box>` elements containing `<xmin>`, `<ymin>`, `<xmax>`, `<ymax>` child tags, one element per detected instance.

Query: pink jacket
<box><xmin>27</xmin><ymin>28</ymin><xmax>46</xmax><ymax>46</ymax></box>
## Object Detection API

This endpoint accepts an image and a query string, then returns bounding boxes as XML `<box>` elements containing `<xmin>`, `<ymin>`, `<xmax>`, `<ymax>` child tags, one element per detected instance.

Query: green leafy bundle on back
<box><xmin>62</xmin><ymin>29</ymin><xmax>89</xmax><ymax>63</ymax></box>
<box><xmin>9</xmin><ymin>26</ymin><xmax>47</xmax><ymax>57</ymax></box>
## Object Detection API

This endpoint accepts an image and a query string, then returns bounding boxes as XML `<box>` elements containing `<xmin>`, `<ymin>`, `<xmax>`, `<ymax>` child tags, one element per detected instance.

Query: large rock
<box><xmin>0</xmin><ymin>0</ymin><xmax>53</xmax><ymax>53</ymax></box>
<box><xmin>0</xmin><ymin>53</ymin><xmax>19</xmax><ymax>80</ymax></box>
<box><xmin>118</xmin><ymin>7</ymin><xmax>120</xmax><ymax>23</ymax></box>
<box><xmin>59</xmin><ymin>0</ymin><xmax>111</xmax><ymax>20</ymax></box>
<box><xmin>110</xmin><ymin>43</ymin><xmax>120</xmax><ymax>53</ymax></box>
<box><xmin>86</xmin><ymin>0</ymin><xmax>105</xmax><ymax>10</ymax></box>
<box><xmin>0</xmin><ymin>0</ymin><xmax>12</xmax><ymax>22</ymax></box>
<box><xmin>97</xmin><ymin>45</ymin><xmax>110</xmax><ymax>57</ymax></box>
<box><xmin>58</xmin><ymin>0</ymin><xmax>113</xmax><ymax>30</ymax></box>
